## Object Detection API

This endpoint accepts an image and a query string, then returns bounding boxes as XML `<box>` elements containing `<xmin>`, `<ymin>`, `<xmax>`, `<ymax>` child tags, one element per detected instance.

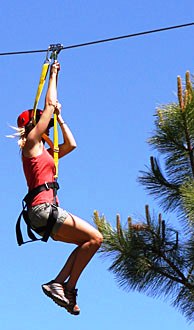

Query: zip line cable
<box><xmin>0</xmin><ymin>22</ymin><xmax>194</xmax><ymax>57</ymax></box>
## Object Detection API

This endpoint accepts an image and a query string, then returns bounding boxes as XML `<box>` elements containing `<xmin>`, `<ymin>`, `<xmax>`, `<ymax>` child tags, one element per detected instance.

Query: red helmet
<box><xmin>17</xmin><ymin>109</ymin><xmax>54</xmax><ymax>128</ymax></box>
<box><xmin>17</xmin><ymin>109</ymin><xmax>42</xmax><ymax>127</ymax></box>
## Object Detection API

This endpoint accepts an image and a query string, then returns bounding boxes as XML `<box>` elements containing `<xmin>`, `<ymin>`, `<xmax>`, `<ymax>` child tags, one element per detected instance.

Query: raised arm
<box><xmin>55</xmin><ymin>102</ymin><xmax>77</xmax><ymax>158</ymax></box>
<box><xmin>31</xmin><ymin>62</ymin><xmax>60</xmax><ymax>141</ymax></box>
<box><xmin>23</xmin><ymin>62</ymin><xmax>60</xmax><ymax>157</ymax></box>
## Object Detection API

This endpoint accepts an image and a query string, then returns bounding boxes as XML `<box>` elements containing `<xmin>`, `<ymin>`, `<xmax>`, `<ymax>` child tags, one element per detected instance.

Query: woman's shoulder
<box><xmin>22</xmin><ymin>141</ymin><xmax>44</xmax><ymax>159</ymax></box>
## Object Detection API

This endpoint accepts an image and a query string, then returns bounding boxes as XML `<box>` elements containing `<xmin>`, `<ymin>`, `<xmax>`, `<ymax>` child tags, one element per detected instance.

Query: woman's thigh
<box><xmin>52</xmin><ymin>213</ymin><xmax>101</xmax><ymax>245</ymax></box>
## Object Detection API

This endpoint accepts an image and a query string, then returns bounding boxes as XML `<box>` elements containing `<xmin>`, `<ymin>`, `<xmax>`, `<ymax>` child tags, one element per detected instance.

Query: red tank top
<box><xmin>22</xmin><ymin>147</ymin><xmax>59</xmax><ymax>206</ymax></box>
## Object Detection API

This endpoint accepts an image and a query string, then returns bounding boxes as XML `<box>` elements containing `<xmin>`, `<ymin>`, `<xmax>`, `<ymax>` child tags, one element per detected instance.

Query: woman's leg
<box><xmin>53</xmin><ymin>246</ymin><xmax>79</xmax><ymax>283</ymax></box>
<box><xmin>53</xmin><ymin>213</ymin><xmax>103</xmax><ymax>289</ymax></box>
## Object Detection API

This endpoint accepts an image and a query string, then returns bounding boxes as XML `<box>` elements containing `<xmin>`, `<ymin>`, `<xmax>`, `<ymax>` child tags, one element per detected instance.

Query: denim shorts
<box><xmin>28</xmin><ymin>203</ymin><xmax>69</xmax><ymax>238</ymax></box>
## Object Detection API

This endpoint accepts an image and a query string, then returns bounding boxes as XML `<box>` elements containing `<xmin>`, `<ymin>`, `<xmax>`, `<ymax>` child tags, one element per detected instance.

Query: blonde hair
<box><xmin>6</xmin><ymin>126</ymin><xmax>26</xmax><ymax>149</ymax></box>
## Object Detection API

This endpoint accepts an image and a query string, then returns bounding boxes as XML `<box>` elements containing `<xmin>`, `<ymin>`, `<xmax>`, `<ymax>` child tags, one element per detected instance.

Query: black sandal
<box><xmin>63</xmin><ymin>283</ymin><xmax>80</xmax><ymax>315</ymax></box>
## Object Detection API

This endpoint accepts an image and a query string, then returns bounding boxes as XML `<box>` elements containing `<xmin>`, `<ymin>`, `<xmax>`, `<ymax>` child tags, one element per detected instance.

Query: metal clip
<box><xmin>45</xmin><ymin>43</ymin><xmax>63</xmax><ymax>63</ymax></box>
<box><xmin>49</xmin><ymin>43</ymin><xmax>64</xmax><ymax>62</ymax></box>
<box><xmin>45</xmin><ymin>182</ymin><xmax>50</xmax><ymax>190</ymax></box>
<box><xmin>45</xmin><ymin>47</ymin><xmax>51</xmax><ymax>63</ymax></box>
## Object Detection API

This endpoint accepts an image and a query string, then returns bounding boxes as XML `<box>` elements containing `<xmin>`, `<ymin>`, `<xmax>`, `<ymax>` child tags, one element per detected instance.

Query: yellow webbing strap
<box><xmin>32</xmin><ymin>53</ymin><xmax>59</xmax><ymax>179</ymax></box>
<box><xmin>42</xmin><ymin>114</ymin><xmax>59</xmax><ymax>179</ymax></box>
<box><xmin>33</xmin><ymin>61</ymin><xmax>50</xmax><ymax>124</ymax></box>
<box><xmin>53</xmin><ymin>111</ymin><xmax>59</xmax><ymax>179</ymax></box>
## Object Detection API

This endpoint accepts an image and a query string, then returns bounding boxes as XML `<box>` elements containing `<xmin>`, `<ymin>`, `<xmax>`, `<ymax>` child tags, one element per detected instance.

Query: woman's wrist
<box><xmin>50</xmin><ymin>71</ymin><xmax>58</xmax><ymax>78</ymax></box>
<box><xmin>58</xmin><ymin>114</ymin><xmax>64</xmax><ymax>123</ymax></box>
<box><xmin>59</xmin><ymin>120</ymin><xmax>67</xmax><ymax>127</ymax></box>
<box><xmin>59</xmin><ymin>121</ymin><xmax>66</xmax><ymax>127</ymax></box>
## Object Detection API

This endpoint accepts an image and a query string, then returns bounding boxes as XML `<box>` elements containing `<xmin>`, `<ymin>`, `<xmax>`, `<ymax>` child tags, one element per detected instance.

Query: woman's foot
<box><xmin>63</xmin><ymin>283</ymin><xmax>80</xmax><ymax>315</ymax></box>
<box><xmin>42</xmin><ymin>280</ymin><xmax>69</xmax><ymax>308</ymax></box>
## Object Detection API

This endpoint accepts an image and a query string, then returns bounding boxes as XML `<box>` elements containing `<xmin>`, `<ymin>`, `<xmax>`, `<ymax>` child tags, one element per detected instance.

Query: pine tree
<box><xmin>94</xmin><ymin>71</ymin><xmax>194</xmax><ymax>322</ymax></box>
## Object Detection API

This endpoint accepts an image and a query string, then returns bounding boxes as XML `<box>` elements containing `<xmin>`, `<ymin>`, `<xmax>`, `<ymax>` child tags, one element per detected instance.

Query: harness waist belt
<box><xmin>16</xmin><ymin>181</ymin><xmax>60</xmax><ymax>246</ymax></box>
<box><xmin>24</xmin><ymin>181</ymin><xmax>59</xmax><ymax>205</ymax></box>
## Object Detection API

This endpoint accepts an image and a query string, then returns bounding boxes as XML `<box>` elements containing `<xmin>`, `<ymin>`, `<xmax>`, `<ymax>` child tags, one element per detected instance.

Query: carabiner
<box><xmin>49</xmin><ymin>43</ymin><xmax>64</xmax><ymax>62</ymax></box>
<box><xmin>45</xmin><ymin>47</ymin><xmax>51</xmax><ymax>63</ymax></box>
<box><xmin>45</xmin><ymin>43</ymin><xmax>63</xmax><ymax>63</ymax></box>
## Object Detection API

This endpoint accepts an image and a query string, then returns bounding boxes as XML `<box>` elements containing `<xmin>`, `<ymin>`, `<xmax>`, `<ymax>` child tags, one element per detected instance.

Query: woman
<box><xmin>16</xmin><ymin>61</ymin><xmax>103</xmax><ymax>315</ymax></box>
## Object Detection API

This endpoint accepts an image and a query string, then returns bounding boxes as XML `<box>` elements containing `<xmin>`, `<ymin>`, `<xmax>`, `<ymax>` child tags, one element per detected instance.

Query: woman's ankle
<box><xmin>65</xmin><ymin>281</ymin><xmax>76</xmax><ymax>291</ymax></box>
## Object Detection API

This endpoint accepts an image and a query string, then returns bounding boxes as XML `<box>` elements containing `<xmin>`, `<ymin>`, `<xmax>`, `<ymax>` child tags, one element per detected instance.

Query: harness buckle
<box><xmin>45</xmin><ymin>182</ymin><xmax>50</xmax><ymax>190</ymax></box>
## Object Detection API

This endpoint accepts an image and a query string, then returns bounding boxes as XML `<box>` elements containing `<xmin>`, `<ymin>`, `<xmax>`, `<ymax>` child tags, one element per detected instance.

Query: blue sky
<box><xmin>1</xmin><ymin>1</ymin><xmax>194</xmax><ymax>329</ymax></box>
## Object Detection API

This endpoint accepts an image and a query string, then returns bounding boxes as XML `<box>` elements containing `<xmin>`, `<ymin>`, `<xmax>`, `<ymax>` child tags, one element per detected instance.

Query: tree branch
<box><xmin>156</xmin><ymin>250</ymin><xmax>193</xmax><ymax>289</ymax></box>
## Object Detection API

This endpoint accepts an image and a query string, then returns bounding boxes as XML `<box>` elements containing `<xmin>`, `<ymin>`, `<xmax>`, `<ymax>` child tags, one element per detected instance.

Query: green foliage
<box><xmin>180</xmin><ymin>180</ymin><xmax>194</xmax><ymax>226</ymax></box>
<box><xmin>94</xmin><ymin>209</ymin><xmax>194</xmax><ymax>322</ymax></box>
<box><xmin>139</xmin><ymin>76</ymin><xmax>194</xmax><ymax>225</ymax></box>
<box><xmin>93</xmin><ymin>72</ymin><xmax>194</xmax><ymax>322</ymax></box>
<box><xmin>139</xmin><ymin>156</ymin><xmax>181</xmax><ymax>213</ymax></box>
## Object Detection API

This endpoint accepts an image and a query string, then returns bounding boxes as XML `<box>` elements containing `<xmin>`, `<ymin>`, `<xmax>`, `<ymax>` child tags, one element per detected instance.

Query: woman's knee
<box><xmin>91</xmin><ymin>230</ymin><xmax>103</xmax><ymax>248</ymax></box>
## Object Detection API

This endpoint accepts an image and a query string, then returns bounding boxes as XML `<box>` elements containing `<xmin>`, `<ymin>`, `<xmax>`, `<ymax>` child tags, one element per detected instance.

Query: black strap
<box><xmin>42</xmin><ymin>205</ymin><xmax>58</xmax><ymax>242</ymax></box>
<box><xmin>24</xmin><ymin>210</ymin><xmax>40</xmax><ymax>241</ymax></box>
<box><xmin>16</xmin><ymin>181</ymin><xmax>59</xmax><ymax>246</ymax></box>
<box><xmin>24</xmin><ymin>181</ymin><xmax>59</xmax><ymax>205</ymax></box>
<box><xmin>15</xmin><ymin>207</ymin><xmax>40</xmax><ymax>246</ymax></box>
<box><xmin>16</xmin><ymin>210</ymin><xmax>26</xmax><ymax>246</ymax></box>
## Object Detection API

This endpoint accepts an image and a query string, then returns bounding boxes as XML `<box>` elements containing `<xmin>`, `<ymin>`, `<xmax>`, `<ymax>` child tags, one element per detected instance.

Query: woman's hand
<box><xmin>50</xmin><ymin>61</ymin><xmax>60</xmax><ymax>75</ymax></box>
<box><xmin>55</xmin><ymin>100</ymin><xmax>62</xmax><ymax>116</ymax></box>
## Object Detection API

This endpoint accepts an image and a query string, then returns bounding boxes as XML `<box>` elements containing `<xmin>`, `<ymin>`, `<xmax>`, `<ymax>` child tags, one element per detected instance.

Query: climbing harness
<box><xmin>16</xmin><ymin>181</ymin><xmax>59</xmax><ymax>245</ymax></box>
<box><xmin>16</xmin><ymin>44</ymin><xmax>63</xmax><ymax>246</ymax></box>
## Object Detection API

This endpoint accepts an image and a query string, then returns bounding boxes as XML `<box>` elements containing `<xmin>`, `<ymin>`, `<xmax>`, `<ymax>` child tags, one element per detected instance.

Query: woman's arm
<box><xmin>56</xmin><ymin>104</ymin><xmax>77</xmax><ymax>158</ymax></box>
<box><xmin>29</xmin><ymin>62</ymin><xmax>60</xmax><ymax>142</ymax></box>
<box><xmin>23</xmin><ymin>62</ymin><xmax>60</xmax><ymax>157</ymax></box>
